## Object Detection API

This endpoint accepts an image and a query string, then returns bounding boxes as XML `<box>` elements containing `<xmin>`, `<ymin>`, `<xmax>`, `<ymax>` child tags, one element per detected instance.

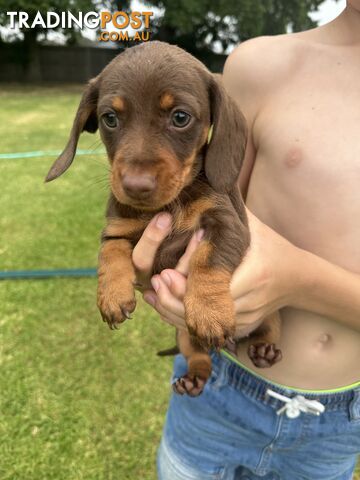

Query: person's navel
<box><xmin>315</xmin><ymin>333</ymin><xmax>332</xmax><ymax>349</ymax></box>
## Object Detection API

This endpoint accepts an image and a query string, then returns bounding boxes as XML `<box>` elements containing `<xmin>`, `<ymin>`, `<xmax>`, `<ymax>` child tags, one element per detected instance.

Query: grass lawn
<box><xmin>0</xmin><ymin>85</ymin><xmax>359</xmax><ymax>480</ymax></box>
<box><xmin>0</xmin><ymin>85</ymin><xmax>174</xmax><ymax>479</ymax></box>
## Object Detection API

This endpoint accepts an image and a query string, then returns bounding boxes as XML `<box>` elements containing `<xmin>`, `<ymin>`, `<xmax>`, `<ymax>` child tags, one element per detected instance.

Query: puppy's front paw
<box><xmin>97</xmin><ymin>280</ymin><xmax>136</xmax><ymax>330</ymax></box>
<box><xmin>184</xmin><ymin>290</ymin><xmax>235</xmax><ymax>350</ymax></box>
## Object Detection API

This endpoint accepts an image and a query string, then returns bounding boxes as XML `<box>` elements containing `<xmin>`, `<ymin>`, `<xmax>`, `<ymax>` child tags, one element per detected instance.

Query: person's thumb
<box><xmin>132</xmin><ymin>213</ymin><xmax>172</xmax><ymax>276</ymax></box>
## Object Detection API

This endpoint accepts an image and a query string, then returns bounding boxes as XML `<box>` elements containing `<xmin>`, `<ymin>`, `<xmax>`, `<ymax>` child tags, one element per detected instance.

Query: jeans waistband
<box><xmin>211</xmin><ymin>351</ymin><xmax>360</xmax><ymax>418</ymax></box>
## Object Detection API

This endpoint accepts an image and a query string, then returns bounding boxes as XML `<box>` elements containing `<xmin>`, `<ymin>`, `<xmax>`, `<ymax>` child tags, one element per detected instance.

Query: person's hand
<box><xmin>132</xmin><ymin>213</ymin><xmax>203</xmax><ymax>330</ymax></box>
<box><xmin>230</xmin><ymin>209</ymin><xmax>303</xmax><ymax>333</ymax></box>
<box><xmin>142</xmin><ymin>231</ymin><xmax>203</xmax><ymax>330</ymax></box>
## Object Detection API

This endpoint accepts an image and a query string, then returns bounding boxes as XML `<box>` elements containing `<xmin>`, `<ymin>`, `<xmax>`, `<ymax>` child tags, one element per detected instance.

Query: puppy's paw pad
<box><xmin>172</xmin><ymin>374</ymin><xmax>206</xmax><ymax>397</ymax></box>
<box><xmin>248</xmin><ymin>342</ymin><xmax>282</xmax><ymax>368</ymax></box>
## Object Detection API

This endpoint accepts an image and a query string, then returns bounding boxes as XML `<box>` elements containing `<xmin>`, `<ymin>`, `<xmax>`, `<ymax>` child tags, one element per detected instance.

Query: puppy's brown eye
<box><xmin>102</xmin><ymin>112</ymin><xmax>118</xmax><ymax>128</ymax></box>
<box><xmin>172</xmin><ymin>110</ymin><xmax>191</xmax><ymax>128</ymax></box>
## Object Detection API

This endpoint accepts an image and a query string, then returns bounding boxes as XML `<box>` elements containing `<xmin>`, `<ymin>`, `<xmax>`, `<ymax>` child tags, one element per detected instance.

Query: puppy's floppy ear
<box><xmin>205</xmin><ymin>75</ymin><xmax>247</xmax><ymax>193</ymax></box>
<box><xmin>45</xmin><ymin>77</ymin><xmax>99</xmax><ymax>182</ymax></box>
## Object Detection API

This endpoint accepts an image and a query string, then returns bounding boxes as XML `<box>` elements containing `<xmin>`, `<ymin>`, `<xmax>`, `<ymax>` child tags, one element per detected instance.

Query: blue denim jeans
<box><xmin>157</xmin><ymin>352</ymin><xmax>360</xmax><ymax>480</ymax></box>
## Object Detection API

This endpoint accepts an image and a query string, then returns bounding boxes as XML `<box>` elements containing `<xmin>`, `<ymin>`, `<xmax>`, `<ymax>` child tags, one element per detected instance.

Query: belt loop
<box><xmin>349</xmin><ymin>388</ymin><xmax>360</xmax><ymax>423</ymax></box>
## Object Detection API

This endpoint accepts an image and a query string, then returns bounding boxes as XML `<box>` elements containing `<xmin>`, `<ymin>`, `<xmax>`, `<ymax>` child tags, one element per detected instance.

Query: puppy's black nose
<box><xmin>122</xmin><ymin>173</ymin><xmax>156</xmax><ymax>199</ymax></box>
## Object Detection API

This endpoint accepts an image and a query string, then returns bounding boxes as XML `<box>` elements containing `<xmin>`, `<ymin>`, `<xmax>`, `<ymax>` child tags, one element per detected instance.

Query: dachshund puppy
<box><xmin>46</xmin><ymin>41</ymin><xmax>282</xmax><ymax>396</ymax></box>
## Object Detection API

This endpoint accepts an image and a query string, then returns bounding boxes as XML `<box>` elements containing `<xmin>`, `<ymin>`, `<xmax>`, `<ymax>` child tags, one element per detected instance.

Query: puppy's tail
<box><xmin>157</xmin><ymin>345</ymin><xmax>180</xmax><ymax>356</ymax></box>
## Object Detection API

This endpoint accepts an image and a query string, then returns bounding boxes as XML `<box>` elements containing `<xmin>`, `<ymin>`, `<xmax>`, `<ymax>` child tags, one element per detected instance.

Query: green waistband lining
<box><xmin>221</xmin><ymin>350</ymin><xmax>360</xmax><ymax>395</ymax></box>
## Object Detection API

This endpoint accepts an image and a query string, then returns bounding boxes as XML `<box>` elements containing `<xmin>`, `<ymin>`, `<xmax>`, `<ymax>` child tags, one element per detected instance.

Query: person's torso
<box><xmin>236</xmin><ymin>34</ymin><xmax>360</xmax><ymax>389</ymax></box>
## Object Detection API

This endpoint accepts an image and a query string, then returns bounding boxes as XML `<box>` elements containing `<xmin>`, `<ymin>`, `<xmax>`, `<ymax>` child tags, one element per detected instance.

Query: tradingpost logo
<box><xmin>6</xmin><ymin>10</ymin><xmax>154</xmax><ymax>43</ymax></box>
<box><xmin>99</xmin><ymin>11</ymin><xmax>153</xmax><ymax>42</ymax></box>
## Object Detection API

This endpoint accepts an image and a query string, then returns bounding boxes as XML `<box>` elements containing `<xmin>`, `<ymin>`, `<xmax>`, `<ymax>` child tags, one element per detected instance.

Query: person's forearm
<box><xmin>292</xmin><ymin>248</ymin><xmax>360</xmax><ymax>330</ymax></box>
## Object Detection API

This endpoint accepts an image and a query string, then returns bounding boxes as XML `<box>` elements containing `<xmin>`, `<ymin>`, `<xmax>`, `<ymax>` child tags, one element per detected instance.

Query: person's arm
<box><xmin>230</xmin><ymin>210</ymin><xmax>360</xmax><ymax>332</ymax></box>
<box><xmin>222</xmin><ymin>41</ymin><xmax>259</xmax><ymax>199</ymax></box>
<box><xmin>295</xmin><ymin>250</ymin><xmax>360</xmax><ymax>330</ymax></box>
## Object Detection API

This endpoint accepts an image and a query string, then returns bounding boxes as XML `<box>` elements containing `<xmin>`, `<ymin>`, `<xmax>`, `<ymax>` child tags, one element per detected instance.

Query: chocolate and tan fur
<box><xmin>46</xmin><ymin>41</ymin><xmax>282</xmax><ymax>396</ymax></box>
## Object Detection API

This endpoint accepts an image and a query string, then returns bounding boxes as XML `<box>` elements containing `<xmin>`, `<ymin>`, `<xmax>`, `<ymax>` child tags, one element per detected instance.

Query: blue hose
<box><xmin>0</xmin><ymin>268</ymin><xmax>97</xmax><ymax>280</ymax></box>
<box><xmin>0</xmin><ymin>149</ymin><xmax>105</xmax><ymax>160</ymax></box>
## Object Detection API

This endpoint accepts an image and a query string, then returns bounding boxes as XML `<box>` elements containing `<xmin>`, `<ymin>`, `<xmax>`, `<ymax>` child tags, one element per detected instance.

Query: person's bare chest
<box><xmin>248</xmin><ymin>48</ymin><xmax>360</xmax><ymax>271</ymax></box>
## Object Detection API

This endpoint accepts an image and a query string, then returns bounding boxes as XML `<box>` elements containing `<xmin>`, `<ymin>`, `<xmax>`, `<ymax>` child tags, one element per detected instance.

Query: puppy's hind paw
<box><xmin>248</xmin><ymin>342</ymin><xmax>282</xmax><ymax>368</ymax></box>
<box><xmin>172</xmin><ymin>374</ymin><xmax>206</xmax><ymax>397</ymax></box>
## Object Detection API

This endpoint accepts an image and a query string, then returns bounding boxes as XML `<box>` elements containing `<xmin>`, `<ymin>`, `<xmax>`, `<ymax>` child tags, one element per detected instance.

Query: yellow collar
<box><xmin>207</xmin><ymin>124</ymin><xmax>214</xmax><ymax>144</ymax></box>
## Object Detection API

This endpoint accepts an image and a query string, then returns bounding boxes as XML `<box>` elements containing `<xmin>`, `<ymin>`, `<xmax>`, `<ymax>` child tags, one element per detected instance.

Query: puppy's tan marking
<box><xmin>175</xmin><ymin>329</ymin><xmax>212</xmax><ymax>395</ymax></box>
<box><xmin>181</xmin><ymin>150</ymin><xmax>198</xmax><ymax>186</ymax></box>
<box><xmin>159</xmin><ymin>92</ymin><xmax>175</xmax><ymax>110</ymax></box>
<box><xmin>134</xmin><ymin>146</ymin><xmax>190</xmax><ymax>208</ymax></box>
<box><xmin>99</xmin><ymin>239</ymin><xmax>133</xmax><ymax>273</ymax></box>
<box><xmin>97</xmin><ymin>239</ymin><xmax>136</xmax><ymax>328</ymax></box>
<box><xmin>184</xmin><ymin>241</ymin><xmax>235</xmax><ymax>349</ymax></box>
<box><xmin>105</xmin><ymin>218</ymin><xmax>148</xmax><ymax>238</ymax></box>
<box><xmin>248</xmin><ymin>313</ymin><xmax>281</xmax><ymax>345</ymax></box>
<box><xmin>112</xmin><ymin>96</ymin><xmax>125</xmax><ymax>112</ymax></box>
<box><xmin>174</xmin><ymin>197</ymin><xmax>214</xmax><ymax>233</ymax></box>
<box><xmin>188</xmin><ymin>241</ymin><xmax>213</xmax><ymax>269</ymax></box>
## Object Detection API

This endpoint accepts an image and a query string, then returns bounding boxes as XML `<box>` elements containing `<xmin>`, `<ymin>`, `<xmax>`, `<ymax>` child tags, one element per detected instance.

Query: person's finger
<box><xmin>234</xmin><ymin>315</ymin><xmax>265</xmax><ymax>337</ymax></box>
<box><xmin>143</xmin><ymin>289</ymin><xmax>186</xmax><ymax>329</ymax></box>
<box><xmin>175</xmin><ymin>229</ymin><xmax>204</xmax><ymax>276</ymax></box>
<box><xmin>159</xmin><ymin>312</ymin><xmax>187</xmax><ymax>330</ymax></box>
<box><xmin>150</xmin><ymin>275</ymin><xmax>185</xmax><ymax>318</ymax></box>
<box><xmin>132</xmin><ymin>213</ymin><xmax>172</xmax><ymax>275</ymax></box>
<box><xmin>158</xmin><ymin>304</ymin><xmax>186</xmax><ymax>329</ymax></box>
<box><xmin>160</xmin><ymin>269</ymin><xmax>187</xmax><ymax>300</ymax></box>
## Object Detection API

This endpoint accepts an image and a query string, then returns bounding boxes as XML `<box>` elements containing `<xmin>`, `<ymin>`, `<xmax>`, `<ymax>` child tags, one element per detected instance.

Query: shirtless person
<box><xmin>133</xmin><ymin>2</ymin><xmax>360</xmax><ymax>478</ymax></box>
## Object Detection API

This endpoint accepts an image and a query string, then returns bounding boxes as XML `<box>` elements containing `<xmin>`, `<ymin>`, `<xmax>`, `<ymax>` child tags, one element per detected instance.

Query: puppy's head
<box><xmin>46</xmin><ymin>41</ymin><xmax>247</xmax><ymax>210</ymax></box>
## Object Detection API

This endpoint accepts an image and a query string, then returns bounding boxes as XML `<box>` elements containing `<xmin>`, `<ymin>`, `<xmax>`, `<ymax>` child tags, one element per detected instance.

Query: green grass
<box><xmin>0</xmin><ymin>85</ymin><xmax>174</xmax><ymax>479</ymax></box>
<box><xmin>0</xmin><ymin>85</ymin><xmax>359</xmax><ymax>480</ymax></box>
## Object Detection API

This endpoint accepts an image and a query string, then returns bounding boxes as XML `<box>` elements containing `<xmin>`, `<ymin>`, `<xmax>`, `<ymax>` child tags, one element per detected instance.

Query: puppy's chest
<box><xmin>153</xmin><ymin>229</ymin><xmax>193</xmax><ymax>275</ymax></box>
<box><xmin>152</xmin><ymin>194</ymin><xmax>217</xmax><ymax>274</ymax></box>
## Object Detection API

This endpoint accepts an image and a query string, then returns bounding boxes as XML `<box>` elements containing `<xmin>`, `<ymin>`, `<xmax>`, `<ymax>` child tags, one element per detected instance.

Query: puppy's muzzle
<box><xmin>122</xmin><ymin>173</ymin><xmax>157</xmax><ymax>200</ymax></box>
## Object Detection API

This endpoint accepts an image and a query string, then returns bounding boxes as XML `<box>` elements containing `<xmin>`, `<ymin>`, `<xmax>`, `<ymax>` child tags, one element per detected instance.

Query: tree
<box><xmin>0</xmin><ymin>0</ymin><xmax>98</xmax><ymax>81</ymax></box>
<box><xmin>148</xmin><ymin>0</ymin><xmax>325</xmax><ymax>58</ymax></box>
